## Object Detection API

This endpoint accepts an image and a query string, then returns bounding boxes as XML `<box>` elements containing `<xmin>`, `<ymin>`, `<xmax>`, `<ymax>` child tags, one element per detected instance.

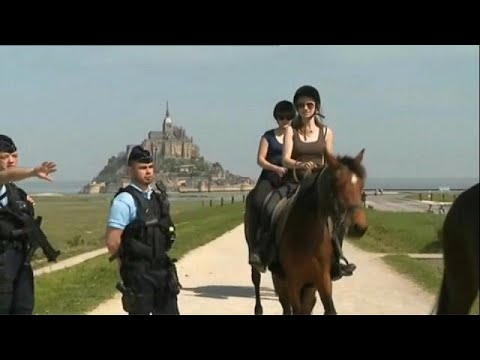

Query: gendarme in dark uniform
<box><xmin>106</xmin><ymin>146</ymin><xmax>180</xmax><ymax>315</ymax></box>
<box><xmin>0</xmin><ymin>136</ymin><xmax>36</xmax><ymax>314</ymax></box>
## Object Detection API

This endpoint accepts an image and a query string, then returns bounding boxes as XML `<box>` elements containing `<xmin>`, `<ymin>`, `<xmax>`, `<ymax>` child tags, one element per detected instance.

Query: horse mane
<box><xmin>295</xmin><ymin>154</ymin><xmax>366</xmax><ymax>203</ymax></box>
<box><xmin>337</xmin><ymin>155</ymin><xmax>367</xmax><ymax>180</ymax></box>
<box><xmin>284</xmin><ymin>154</ymin><xmax>365</xmax><ymax>255</ymax></box>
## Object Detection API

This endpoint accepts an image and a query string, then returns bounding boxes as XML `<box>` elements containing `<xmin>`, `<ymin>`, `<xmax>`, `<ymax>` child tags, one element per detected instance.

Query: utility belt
<box><xmin>120</xmin><ymin>254</ymin><xmax>172</xmax><ymax>272</ymax></box>
<box><xmin>0</xmin><ymin>233</ymin><xmax>28</xmax><ymax>254</ymax></box>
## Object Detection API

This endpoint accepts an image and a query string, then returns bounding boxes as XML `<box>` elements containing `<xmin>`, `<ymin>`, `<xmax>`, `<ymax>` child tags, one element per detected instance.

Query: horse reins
<box><xmin>292</xmin><ymin>161</ymin><xmax>323</xmax><ymax>184</ymax></box>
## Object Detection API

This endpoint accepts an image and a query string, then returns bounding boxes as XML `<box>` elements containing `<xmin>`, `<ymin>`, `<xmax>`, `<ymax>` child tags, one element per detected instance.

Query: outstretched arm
<box><xmin>0</xmin><ymin>161</ymin><xmax>57</xmax><ymax>185</ymax></box>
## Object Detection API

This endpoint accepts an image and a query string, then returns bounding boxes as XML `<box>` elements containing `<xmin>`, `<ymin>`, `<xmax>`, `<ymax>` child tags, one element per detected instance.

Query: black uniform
<box><xmin>0</xmin><ymin>183</ymin><xmax>36</xmax><ymax>315</ymax></box>
<box><xmin>114</xmin><ymin>185</ymin><xmax>180</xmax><ymax>315</ymax></box>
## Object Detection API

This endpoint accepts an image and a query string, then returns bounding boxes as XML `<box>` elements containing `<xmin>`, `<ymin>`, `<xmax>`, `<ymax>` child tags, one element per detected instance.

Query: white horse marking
<box><xmin>351</xmin><ymin>174</ymin><xmax>358</xmax><ymax>185</ymax></box>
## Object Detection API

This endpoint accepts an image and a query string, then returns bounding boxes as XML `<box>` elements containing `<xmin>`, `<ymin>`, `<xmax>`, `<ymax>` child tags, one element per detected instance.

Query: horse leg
<box><xmin>272</xmin><ymin>273</ymin><xmax>291</xmax><ymax>315</ymax></box>
<box><xmin>315</xmin><ymin>265</ymin><xmax>336</xmax><ymax>315</ymax></box>
<box><xmin>300</xmin><ymin>286</ymin><xmax>317</xmax><ymax>315</ymax></box>
<box><xmin>286</xmin><ymin>277</ymin><xmax>302</xmax><ymax>315</ymax></box>
<box><xmin>251</xmin><ymin>266</ymin><xmax>263</xmax><ymax>315</ymax></box>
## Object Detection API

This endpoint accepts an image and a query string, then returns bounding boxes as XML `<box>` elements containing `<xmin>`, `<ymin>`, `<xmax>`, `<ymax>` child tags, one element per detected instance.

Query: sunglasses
<box><xmin>277</xmin><ymin>116</ymin><xmax>293</xmax><ymax>121</ymax></box>
<box><xmin>296</xmin><ymin>101</ymin><xmax>315</xmax><ymax>110</ymax></box>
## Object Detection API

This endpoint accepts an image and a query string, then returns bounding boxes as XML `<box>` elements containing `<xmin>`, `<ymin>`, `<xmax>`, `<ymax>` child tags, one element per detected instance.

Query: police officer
<box><xmin>105</xmin><ymin>145</ymin><xmax>180</xmax><ymax>315</ymax></box>
<box><xmin>0</xmin><ymin>134</ymin><xmax>57</xmax><ymax>315</ymax></box>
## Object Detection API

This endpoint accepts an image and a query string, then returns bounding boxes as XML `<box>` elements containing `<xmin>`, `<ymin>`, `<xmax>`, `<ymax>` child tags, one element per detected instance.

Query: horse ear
<box><xmin>324</xmin><ymin>149</ymin><xmax>340</xmax><ymax>168</ymax></box>
<box><xmin>355</xmin><ymin>148</ymin><xmax>365</xmax><ymax>163</ymax></box>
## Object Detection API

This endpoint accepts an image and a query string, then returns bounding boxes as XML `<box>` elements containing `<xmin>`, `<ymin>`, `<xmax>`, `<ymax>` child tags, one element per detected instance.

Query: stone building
<box><xmin>126</xmin><ymin>102</ymin><xmax>199</xmax><ymax>163</ymax></box>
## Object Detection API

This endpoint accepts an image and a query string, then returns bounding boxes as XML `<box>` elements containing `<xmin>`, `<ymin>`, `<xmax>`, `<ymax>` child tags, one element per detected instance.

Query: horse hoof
<box><xmin>254</xmin><ymin>306</ymin><xmax>263</xmax><ymax>315</ymax></box>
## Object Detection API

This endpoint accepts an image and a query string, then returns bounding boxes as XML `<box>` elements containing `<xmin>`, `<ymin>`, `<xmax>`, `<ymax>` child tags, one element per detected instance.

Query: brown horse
<box><xmin>244</xmin><ymin>190</ymin><xmax>274</xmax><ymax>315</ymax></box>
<box><xmin>436</xmin><ymin>182</ymin><xmax>479</xmax><ymax>315</ymax></box>
<box><xmin>245</xmin><ymin>149</ymin><xmax>368</xmax><ymax>315</ymax></box>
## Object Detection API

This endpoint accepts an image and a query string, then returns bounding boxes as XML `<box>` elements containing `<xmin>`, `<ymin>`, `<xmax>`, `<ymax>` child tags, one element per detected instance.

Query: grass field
<box><xmin>353</xmin><ymin>209</ymin><xmax>445</xmax><ymax>254</ymax></box>
<box><xmin>30</xmin><ymin>194</ymin><xmax>203</xmax><ymax>268</ymax></box>
<box><xmin>31</xmin><ymin>195</ymin><xmax>478</xmax><ymax>315</ymax></box>
<box><xmin>350</xmin><ymin>209</ymin><xmax>478</xmax><ymax>315</ymax></box>
<box><xmin>383</xmin><ymin>255</ymin><xmax>479</xmax><ymax>315</ymax></box>
<box><xmin>34</xmin><ymin>201</ymin><xmax>245</xmax><ymax>314</ymax></box>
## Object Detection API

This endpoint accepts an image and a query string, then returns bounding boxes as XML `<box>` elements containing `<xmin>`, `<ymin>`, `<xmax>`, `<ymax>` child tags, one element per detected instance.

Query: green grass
<box><xmin>352</xmin><ymin>209</ymin><xmax>445</xmax><ymax>254</ymax></box>
<box><xmin>33</xmin><ymin>202</ymin><xmax>245</xmax><ymax>314</ymax></box>
<box><xmin>348</xmin><ymin>209</ymin><xmax>477</xmax><ymax>315</ymax></box>
<box><xmin>34</xmin><ymin>255</ymin><xmax>119</xmax><ymax>314</ymax></box>
<box><xmin>30</xmin><ymin>194</ymin><xmax>203</xmax><ymax>268</ymax></box>
<box><xmin>383</xmin><ymin>255</ymin><xmax>479</xmax><ymax>315</ymax></box>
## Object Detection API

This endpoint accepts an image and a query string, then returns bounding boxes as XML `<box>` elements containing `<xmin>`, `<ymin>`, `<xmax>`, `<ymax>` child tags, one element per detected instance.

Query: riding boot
<box><xmin>261</xmin><ymin>227</ymin><xmax>275</xmax><ymax>268</ymax></box>
<box><xmin>249</xmin><ymin>226</ymin><xmax>267</xmax><ymax>273</ymax></box>
<box><xmin>338</xmin><ymin>225</ymin><xmax>357</xmax><ymax>276</ymax></box>
<box><xmin>247</xmin><ymin>200</ymin><xmax>265</xmax><ymax>272</ymax></box>
<box><xmin>331</xmin><ymin>224</ymin><xmax>357</xmax><ymax>280</ymax></box>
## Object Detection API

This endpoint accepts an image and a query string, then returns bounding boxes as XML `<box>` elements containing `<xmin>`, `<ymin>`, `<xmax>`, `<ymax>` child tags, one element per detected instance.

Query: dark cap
<box><xmin>128</xmin><ymin>146</ymin><xmax>153</xmax><ymax>165</ymax></box>
<box><xmin>0</xmin><ymin>135</ymin><xmax>17</xmax><ymax>153</ymax></box>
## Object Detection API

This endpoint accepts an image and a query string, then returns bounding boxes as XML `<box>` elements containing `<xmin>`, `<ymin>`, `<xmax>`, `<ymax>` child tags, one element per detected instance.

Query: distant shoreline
<box><xmin>20</xmin><ymin>177</ymin><xmax>479</xmax><ymax>195</ymax></box>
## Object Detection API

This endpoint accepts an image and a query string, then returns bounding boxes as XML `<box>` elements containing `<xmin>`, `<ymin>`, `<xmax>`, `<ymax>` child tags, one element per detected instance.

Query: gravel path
<box><xmin>88</xmin><ymin>224</ymin><xmax>436</xmax><ymax>315</ymax></box>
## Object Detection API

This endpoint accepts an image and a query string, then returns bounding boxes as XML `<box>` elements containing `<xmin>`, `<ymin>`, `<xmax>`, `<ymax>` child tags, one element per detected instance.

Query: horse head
<box><xmin>323</xmin><ymin>148</ymin><xmax>368</xmax><ymax>238</ymax></box>
<box><xmin>297</xmin><ymin>149</ymin><xmax>368</xmax><ymax>238</ymax></box>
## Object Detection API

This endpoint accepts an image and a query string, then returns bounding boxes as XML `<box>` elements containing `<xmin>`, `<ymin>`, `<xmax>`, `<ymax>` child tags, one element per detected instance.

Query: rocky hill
<box><xmin>81</xmin><ymin>103</ymin><xmax>254</xmax><ymax>194</ymax></box>
<box><xmin>81</xmin><ymin>152</ymin><xmax>254</xmax><ymax>194</ymax></box>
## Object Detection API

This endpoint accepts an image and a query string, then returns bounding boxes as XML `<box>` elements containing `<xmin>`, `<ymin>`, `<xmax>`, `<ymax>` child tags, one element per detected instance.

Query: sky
<box><xmin>1</xmin><ymin>45</ymin><xmax>478</xmax><ymax>182</ymax></box>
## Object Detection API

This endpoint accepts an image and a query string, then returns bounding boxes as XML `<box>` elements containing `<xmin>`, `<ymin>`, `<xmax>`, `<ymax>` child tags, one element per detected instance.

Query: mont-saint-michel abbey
<box><xmin>81</xmin><ymin>103</ymin><xmax>254</xmax><ymax>194</ymax></box>
<box><xmin>129</xmin><ymin>102</ymin><xmax>200</xmax><ymax>163</ymax></box>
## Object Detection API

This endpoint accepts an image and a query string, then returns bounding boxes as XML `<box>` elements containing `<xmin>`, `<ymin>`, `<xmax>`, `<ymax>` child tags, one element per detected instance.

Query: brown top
<box><xmin>287</xmin><ymin>126</ymin><xmax>327</xmax><ymax>182</ymax></box>
<box><xmin>291</xmin><ymin>126</ymin><xmax>327</xmax><ymax>166</ymax></box>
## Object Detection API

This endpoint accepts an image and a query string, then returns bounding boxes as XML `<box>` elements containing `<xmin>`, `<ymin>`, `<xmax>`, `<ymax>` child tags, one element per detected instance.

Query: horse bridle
<box><xmin>333</xmin><ymin>202</ymin><xmax>364</xmax><ymax>229</ymax></box>
<box><xmin>296</xmin><ymin>164</ymin><xmax>364</xmax><ymax>222</ymax></box>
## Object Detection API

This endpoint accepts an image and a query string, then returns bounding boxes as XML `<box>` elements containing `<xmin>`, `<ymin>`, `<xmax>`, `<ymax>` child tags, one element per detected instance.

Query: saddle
<box><xmin>260</xmin><ymin>184</ymin><xmax>297</xmax><ymax>232</ymax></box>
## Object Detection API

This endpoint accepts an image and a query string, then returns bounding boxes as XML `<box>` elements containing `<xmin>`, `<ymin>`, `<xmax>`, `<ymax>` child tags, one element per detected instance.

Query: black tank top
<box><xmin>259</xmin><ymin>129</ymin><xmax>283</xmax><ymax>181</ymax></box>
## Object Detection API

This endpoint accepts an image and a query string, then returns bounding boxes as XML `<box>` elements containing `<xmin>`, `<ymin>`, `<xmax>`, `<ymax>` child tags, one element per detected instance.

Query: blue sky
<box><xmin>1</xmin><ymin>45</ymin><xmax>478</xmax><ymax>182</ymax></box>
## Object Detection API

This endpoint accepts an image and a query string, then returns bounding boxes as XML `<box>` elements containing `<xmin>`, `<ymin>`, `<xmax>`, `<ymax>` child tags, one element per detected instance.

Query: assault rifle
<box><xmin>9</xmin><ymin>210</ymin><xmax>61</xmax><ymax>264</ymax></box>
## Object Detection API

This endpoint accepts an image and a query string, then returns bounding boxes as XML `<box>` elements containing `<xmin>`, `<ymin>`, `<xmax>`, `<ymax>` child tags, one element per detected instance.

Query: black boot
<box><xmin>331</xmin><ymin>223</ymin><xmax>357</xmax><ymax>280</ymax></box>
<box><xmin>261</xmin><ymin>228</ymin><xmax>276</xmax><ymax>268</ymax></box>
<box><xmin>331</xmin><ymin>257</ymin><xmax>356</xmax><ymax>281</ymax></box>
<box><xmin>249</xmin><ymin>227</ymin><xmax>267</xmax><ymax>273</ymax></box>
<box><xmin>340</xmin><ymin>262</ymin><xmax>356</xmax><ymax>276</ymax></box>
<box><xmin>331</xmin><ymin>261</ymin><xmax>342</xmax><ymax>281</ymax></box>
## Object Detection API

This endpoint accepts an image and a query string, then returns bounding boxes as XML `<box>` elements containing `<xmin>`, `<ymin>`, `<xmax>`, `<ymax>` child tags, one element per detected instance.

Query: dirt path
<box><xmin>88</xmin><ymin>224</ymin><xmax>436</xmax><ymax>315</ymax></box>
<box><xmin>34</xmin><ymin>248</ymin><xmax>108</xmax><ymax>276</ymax></box>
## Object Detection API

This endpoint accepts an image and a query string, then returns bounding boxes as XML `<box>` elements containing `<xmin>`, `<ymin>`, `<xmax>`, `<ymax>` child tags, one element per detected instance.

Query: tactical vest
<box><xmin>0</xmin><ymin>183</ymin><xmax>34</xmax><ymax>245</ymax></box>
<box><xmin>114</xmin><ymin>185</ymin><xmax>175</xmax><ymax>267</ymax></box>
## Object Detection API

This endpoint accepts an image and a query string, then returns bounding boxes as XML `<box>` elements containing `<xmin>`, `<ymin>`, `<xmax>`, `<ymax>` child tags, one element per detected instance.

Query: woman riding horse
<box><xmin>257</xmin><ymin>85</ymin><xmax>356</xmax><ymax>279</ymax></box>
<box><xmin>247</xmin><ymin>100</ymin><xmax>296</xmax><ymax>273</ymax></box>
